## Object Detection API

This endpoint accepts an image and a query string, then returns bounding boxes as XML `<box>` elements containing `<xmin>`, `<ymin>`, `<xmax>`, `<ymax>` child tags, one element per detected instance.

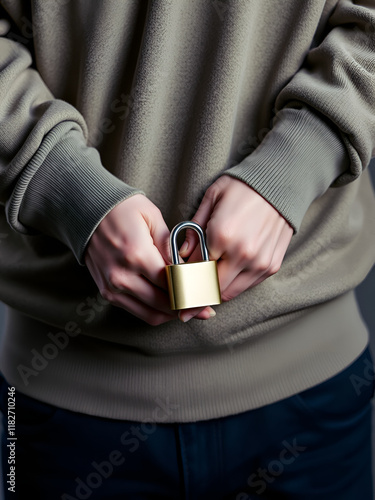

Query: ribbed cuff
<box><xmin>8</xmin><ymin>122</ymin><xmax>143</xmax><ymax>264</ymax></box>
<box><xmin>221</xmin><ymin>107</ymin><xmax>349</xmax><ymax>231</ymax></box>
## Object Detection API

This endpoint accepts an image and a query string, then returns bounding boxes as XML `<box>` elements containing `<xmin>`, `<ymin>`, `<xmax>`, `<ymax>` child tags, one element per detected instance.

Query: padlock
<box><xmin>165</xmin><ymin>221</ymin><xmax>221</xmax><ymax>310</ymax></box>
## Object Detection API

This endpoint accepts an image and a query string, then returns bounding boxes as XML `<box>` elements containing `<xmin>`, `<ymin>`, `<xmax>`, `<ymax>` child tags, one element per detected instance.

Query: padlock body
<box><xmin>165</xmin><ymin>261</ymin><xmax>221</xmax><ymax>310</ymax></box>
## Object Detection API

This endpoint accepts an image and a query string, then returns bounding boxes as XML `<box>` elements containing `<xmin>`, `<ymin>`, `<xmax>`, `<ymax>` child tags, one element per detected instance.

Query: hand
<box><xmin>179</xmin><ymin>176</ymin><xmax>293</xmax><ymax>305</ymax></box>
<box><xmin>85</xmin><ymin>194</ymin><xmax>214</xmax><ymax>325</ymax></box>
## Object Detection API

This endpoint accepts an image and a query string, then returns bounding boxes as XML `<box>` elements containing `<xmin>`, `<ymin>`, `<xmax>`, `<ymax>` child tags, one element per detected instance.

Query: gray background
<box><xmin>0</xmin><ymin>162</ymin><xmax>374</xmax><ymax>496</ymax></box>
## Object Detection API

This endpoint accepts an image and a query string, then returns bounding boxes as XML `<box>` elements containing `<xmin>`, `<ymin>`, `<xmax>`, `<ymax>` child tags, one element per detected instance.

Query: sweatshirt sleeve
<box><xmin>221</xmin><ymin>0</ymin><xmax>375</xmax><ymax>232</ymax></box>
<box><xmin>0</xmin><ymin>35</ymin><xmax>143</xmax><ymax>264</ymax></box>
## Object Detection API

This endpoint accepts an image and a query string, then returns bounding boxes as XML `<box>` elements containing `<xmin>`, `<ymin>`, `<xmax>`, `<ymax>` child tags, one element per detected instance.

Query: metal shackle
<box><xmin>170</xmin><ymin>221</ymin><xmax>209</xmax><ymax>265</ymax></box>
<box><xmin>165</xmin><ymin>220</ymin><xmax>221</xmax><ymax>310</ymax></box>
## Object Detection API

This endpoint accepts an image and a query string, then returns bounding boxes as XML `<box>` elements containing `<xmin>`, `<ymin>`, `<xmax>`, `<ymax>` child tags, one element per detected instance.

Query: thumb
<box><xmin>179</xmin><ymin>190</ymin><xmax>216</xmax><ymax>258</ymax></box>
<box><xmin>148</xmin><ymin>208</ymin><xmax>172</xmax><ymax>265</ymax></box>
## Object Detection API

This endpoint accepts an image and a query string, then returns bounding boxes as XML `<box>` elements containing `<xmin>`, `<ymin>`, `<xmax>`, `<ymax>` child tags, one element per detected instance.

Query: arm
<box><xmin>221</xmin><ymin>0</ymin><xmax>375</xmax><ymax>232</ymax></box>
<box><xmin>180</xmin><ymin>0</ymin><xmax>375</xmax><ymax>319</ymax></box>
<box><xmin>0</xmin><ymin>33</ymin><xmax>141</xmax><ymax>263</ymax></box>
<box><xmin>0</xmin><ymin>22</ymin><xmax>212</xmax><ymax>325</ymax></box>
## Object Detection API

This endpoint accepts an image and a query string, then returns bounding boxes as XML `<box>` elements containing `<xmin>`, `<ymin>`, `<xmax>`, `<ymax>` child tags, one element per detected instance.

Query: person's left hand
<box><xmin>178</xmin><ymin>176</ymin><xmax>293</xmax><ymax>321</ymax></box>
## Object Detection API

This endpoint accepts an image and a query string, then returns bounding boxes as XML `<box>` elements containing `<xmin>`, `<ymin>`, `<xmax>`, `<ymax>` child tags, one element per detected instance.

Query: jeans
<box><xmin>1</xmin><ymin>346</ymin><xmax>374</xmax><ymax>499</ymax></box>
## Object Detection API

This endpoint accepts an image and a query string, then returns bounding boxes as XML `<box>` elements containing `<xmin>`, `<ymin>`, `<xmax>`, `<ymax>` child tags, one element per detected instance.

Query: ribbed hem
<box><xmin>221</xmin><ymin>107</ymin><xmax>349</xmax><ymax>231</ymax></box>
<box><xmin>0</xmin><ymin>291</ymin><xmax>369</xmax><ymax>422</ymax></box>
<box><xmin>7</xmin><ymin>122</ymin><xmax>143</xmax><ymax>263</ymax></box>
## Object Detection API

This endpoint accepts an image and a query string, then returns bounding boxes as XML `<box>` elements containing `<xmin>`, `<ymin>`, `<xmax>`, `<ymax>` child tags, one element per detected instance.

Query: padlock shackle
<box><xmin>170</xmin><ymin>221</ymin><xmax>209</xmax><ymax>265</ymax></box>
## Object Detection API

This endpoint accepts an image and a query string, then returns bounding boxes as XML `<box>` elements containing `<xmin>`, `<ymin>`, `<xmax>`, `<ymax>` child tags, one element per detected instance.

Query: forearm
<box><xmin>0</xmin><ymin>37</ymin><xmax>142</xmax><ymax>263</ymax></box>
<box><xmin>222</xmin><ymin>0</ymin><xmax>375</xmax><ymax>232</ymax></box>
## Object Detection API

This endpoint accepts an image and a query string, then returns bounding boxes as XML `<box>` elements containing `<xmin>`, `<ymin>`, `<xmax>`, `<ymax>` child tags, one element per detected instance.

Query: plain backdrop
<box><xmin>0</xmin><ymin>161</ymin><xmax>374</xmax><ymax>497</ymax></box>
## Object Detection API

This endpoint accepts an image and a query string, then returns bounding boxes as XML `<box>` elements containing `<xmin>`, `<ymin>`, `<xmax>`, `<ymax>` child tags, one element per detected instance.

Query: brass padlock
<box><xmin>165</xmin><ymin>221</ymin><xmax>221</xmax><ymax>310</ymax></box>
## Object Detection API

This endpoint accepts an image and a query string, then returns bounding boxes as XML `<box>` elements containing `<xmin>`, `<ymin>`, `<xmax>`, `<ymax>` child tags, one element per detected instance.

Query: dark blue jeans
<box><xmin>1</xmin><ymin>347</ymin><xmax>374</xmax><ymax>500</ymax></box>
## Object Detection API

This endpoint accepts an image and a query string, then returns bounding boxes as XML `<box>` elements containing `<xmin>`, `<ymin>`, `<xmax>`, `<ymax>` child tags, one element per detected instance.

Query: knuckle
<box><xmin>103</xmin><ymin>269</ymin><xmax>132</xmax><ymax>296</ymax></box>
<box><xmin>214</xmin><ymin>224</ymin><xmax>235</xmax><ymax>247</ymax></box>
<box><xmin>146</xmin><ymin>314</ymin><xmax>167</xmax><ymax>326</ymax></box>
<box><xmin>126</xmin><ymin>247</ymin><xmax>147</xmax><ymax>269</ymax></box>
<box><xmin>221</xmin><ymin>291</ymin><xmax>235</xmax><ymax>302</ymax></box>
<box><xmin>256</xmin><ymin>256</ymin><xmax>272</xmax><ymax>273</ymax></box>
<box><xmin>207</xmin><ymin>176</ymin><xmax>230</xmax><ymax>198</ymax></box>
<box><xmin>99</xmin><ymin>288</ymin><xmax>113</xmax><ymax>302</ymax></box>
<box><xmin>184</xmin><ymin>227</ymin><xmax>198</xmax><ymax>244</ymax></box>
<box><xmin>269</xmin><ymin>261</ymin><xmax>281</xmax><ymax>275</ymax></box>
<box><xmin>150</xmin><ymin>204</ymin><xmax>162</xmax><ymax>219</ymax></box>
<box><xmin>106</xmin><ymin>271</ymin><xmax>129</xmax><ymax>292</ymax></box>
<box><xmin>107</xmin><ymin>270</ymin><xmax>121</xmax><ymax>288</ymax></box>
<box><xmin>205</xmin><ymin>182</ymin><xmax>221</xmax><ymax>202</ymax></box>
<box><xmin>238</xmin><ymin>244</ymin><xmax>257</xmax><ymax>263</ymax></box>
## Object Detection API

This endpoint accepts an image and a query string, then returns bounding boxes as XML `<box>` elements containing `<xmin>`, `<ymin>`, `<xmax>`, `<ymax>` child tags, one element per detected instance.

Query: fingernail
<box><xmin>180</xmin><ymin>241</ymin><xmax>189</xmax><ymax>254</ymax></box>
<box><xmin>207</xmin><ymin>307</ymin><xmax>216</xmax><ymax>318</ymax></box>
<box><xmin>179</xmin><ymin>311</ymin><xmax>194</xmax><ymax>323</ymax></box>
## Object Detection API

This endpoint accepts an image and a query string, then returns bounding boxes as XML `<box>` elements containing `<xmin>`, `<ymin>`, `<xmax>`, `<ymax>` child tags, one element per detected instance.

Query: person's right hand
<box><xmin>84</xmin><ymin>194</ymin><xmax>214</xmax><ymax>325</ymax></box>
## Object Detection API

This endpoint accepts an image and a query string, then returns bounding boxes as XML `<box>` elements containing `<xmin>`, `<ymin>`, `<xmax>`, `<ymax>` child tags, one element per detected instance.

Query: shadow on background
<box><xmin>0</xmin><ymin>161</ymin><xmax>374</xmax><ymax>498</ymax></box>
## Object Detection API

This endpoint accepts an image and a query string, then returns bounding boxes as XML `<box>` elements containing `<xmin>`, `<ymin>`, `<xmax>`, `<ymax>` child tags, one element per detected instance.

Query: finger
<box><xmin>106</xmin><ymin>272</ymin><xmax>176</xmax><ymax>316</ymax></box>
<box><xmin>125</xmin><ymin>226</ymin><xmax>170</xmax><ymax>290</ymax></box>
<box><xmin>179</xmin><ymin>189</ymin><xmax>217</xmax><ymax>259</ymax></box>
<box><xmin>186</xmin><ymin>242</ymin><xmax>206</xmax><ymax>263</ymax></box>
<box><xmin>109</xmin><ymin>264</ymin><xmax>221</xmax><ymax>321</ymax></box>
<box><xmin>147</xmin><ymin>208</ymin><xmax>172</xmax><ymax>264</ymax></box>
<box><xmin>178</xmin><ymin>306</ymin><xmax>216</xmax><ymax>323</ymax></box>
<box><xmin>216</xmin><ymin>237</ymin><xmax>276</xmax><ymax>299</ymax></box>
<box><xmin>142</xmin><ymin>244</ymin><xmax>170</xmax><ymax>290</ymax></box>
<box><xmin>247</xmin><ymin>275</ymin><xmax>266</xmax><ymax>288</ymax></box>
<box><xmin>220</xmin><ymin>231</ymin><xmax>291</xmax><ymax>300</ymax></box>
<box><xmin>105</xmin><ymin>291</ymin><xmax>176</xmax><ymax>326</ymax></box>
<box><xmin>216</xmin><ymin>256</ymin><xmax>245</xmax><ymax>294</ymax></box>
<box><xmin>194</xmin><ymin>307</ymin><xmax>217</xmax><ymax>320</ymax></box>
<box><xmin>187</xmin><ymin>238</ymin><xmax>222</xmax><ymax>263</ymax></box>
<box><xmin>220</xmin><ymin>269</ymin><xmax>266</xmax><ymax>302</ymax></box>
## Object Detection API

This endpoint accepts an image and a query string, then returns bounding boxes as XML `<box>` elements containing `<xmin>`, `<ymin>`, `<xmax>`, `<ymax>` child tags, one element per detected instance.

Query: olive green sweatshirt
<box><xmin>0</xmin><ymin>0</ymin><xmax>374</xmax><ymax>422</ymax></box>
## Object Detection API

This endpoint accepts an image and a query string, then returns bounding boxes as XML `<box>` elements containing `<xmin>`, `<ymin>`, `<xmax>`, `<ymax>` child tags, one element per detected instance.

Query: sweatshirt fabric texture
<box><xmin>0</xmin><ymin>0</ymin><xmax>374</xmax><ymax>422</ymax></box>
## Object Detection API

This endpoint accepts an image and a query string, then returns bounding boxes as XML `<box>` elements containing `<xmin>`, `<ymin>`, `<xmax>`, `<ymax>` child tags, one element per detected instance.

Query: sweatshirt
<box><xmin>0</xmin><ymin>0</ymin><xmax>374</xmax><ymax>422</ymax></box>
